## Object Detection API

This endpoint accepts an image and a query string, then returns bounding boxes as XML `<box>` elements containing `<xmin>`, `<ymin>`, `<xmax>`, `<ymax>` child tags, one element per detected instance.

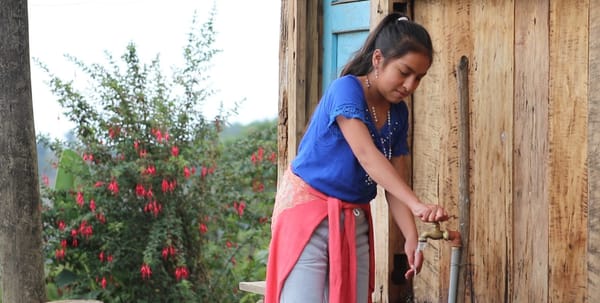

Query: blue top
<box><xmin>291</xmin><ymin>75</ymin><xmax>410</xmax><ymax>204</ymax></box>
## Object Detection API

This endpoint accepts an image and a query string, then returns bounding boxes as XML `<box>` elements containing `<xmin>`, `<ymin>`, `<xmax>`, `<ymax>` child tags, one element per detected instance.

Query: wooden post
<box><xmin>456</xmin><ymin>55</ymin><xmax>471</xmax><ymax>303</ymax></box>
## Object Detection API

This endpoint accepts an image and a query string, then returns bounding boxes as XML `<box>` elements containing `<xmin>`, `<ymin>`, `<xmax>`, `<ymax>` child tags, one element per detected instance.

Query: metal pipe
<box><xmin>448</xmin><ymin>247</ymin><xmax>461</xmax><ymax>303</ymax></box>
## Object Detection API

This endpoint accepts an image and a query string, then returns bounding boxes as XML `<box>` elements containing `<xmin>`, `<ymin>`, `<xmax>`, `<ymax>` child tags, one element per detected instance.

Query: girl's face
<box><xmin>374</xmin><ymin>50</ymin><xmax>431</xmax><ymax>103</ymax></box>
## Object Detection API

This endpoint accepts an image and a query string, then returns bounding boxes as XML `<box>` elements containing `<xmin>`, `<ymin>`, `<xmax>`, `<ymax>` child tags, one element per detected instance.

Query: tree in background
<box><xmin>0</xmin><ymin>0</ymin><xmax>47</xmax><ymax>302</ymax></box>
<box><xmin>38</xmin><ymin>10</ymin><xmax>275</xmax><ymax>302</ymax></box>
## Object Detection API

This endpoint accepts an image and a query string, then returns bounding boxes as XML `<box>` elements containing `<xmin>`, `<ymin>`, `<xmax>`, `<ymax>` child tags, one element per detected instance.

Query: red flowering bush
<box><xmin>39</xmin><ymin>11</ymin><xmax>275</xmax><ymax>303</ymax></box>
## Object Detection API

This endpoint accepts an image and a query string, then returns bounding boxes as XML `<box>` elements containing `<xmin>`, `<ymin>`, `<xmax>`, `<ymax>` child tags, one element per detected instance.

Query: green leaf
<box><xmin>55</xmin><ymin>269</ymin><xmax>78</xmax><ymax>288</ymax></box>
<box><xmin>54</xmin><ymin>149</ymin><xmax>89</xmax><ymax>190</ymax></box>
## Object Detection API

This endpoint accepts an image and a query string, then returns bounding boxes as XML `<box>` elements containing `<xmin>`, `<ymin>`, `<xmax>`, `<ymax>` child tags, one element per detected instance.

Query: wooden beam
<box><xmin>548</xmin><ymin>1</ymin><xmax>589</xmax><ymax>302</ymax></box>
<box><xmin>513</xmin><ymin>1</ymin><xmax>550</xmax><ymax>302</ymax></box>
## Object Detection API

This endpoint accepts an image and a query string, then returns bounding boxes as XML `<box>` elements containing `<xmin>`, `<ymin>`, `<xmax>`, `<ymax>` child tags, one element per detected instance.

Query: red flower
<box><xmin>57</xmin><ymin>220</ymin><xmax>66</xmax><ymax>231</ymax></box>
<box><xmin>201</xmin><ymin>166</ymin><xmax>208</xmax><ymax>178</ymax></box>
<box><xmin>101</xmin><ymin>276</ymin><xmax>107</xmax><ymax>289</ymax></box>
<box><xmin>183</xmin><ymin>166</ymin><xmax>191</xmax><ymax>178</ymax></box>
<box><xmin>107</xmin><ymin>179</ymin><xmax>119</xmax><ymax>195</ymax></box>
<box><xmin>152</xmin><ymin>129</ymin><xmax>165</xmax><ymax>142</ymax></box>
<box><xmin>258</xmin><ymin>147</ymin><xmax>264</xmax><ymax>161</ymax></box>
<box><xmin>82</xmin><ymin>153</ymin><xmax>94</xmax><ymax>162</ymax></box>
<box><xmin>60</xmin><ymin>239</ymin><xmax>67</xmax><ymax>248</ymax></box>
<box><xmin>139</xmin><ymin>149</ymin><xmax>148</xmax><ymax>158</ymax></box>
<box><xmin>140</xmin><ymin>263</ymin><xmax>152</xmax><ymax>280</ymax></box>
<box><xmin>145</xmin><ymin>187</ymin><xmax>154</xmax><ymax>199</ymax></box>
<box><xmin>76</xmin><ymin>191</ymin><xmax>85</xmax><ymax>208</ymax></box>
<box><xmin>169</xmin><ymin>180</ymin><xmax>177</xmax><ymax>192</ymax></box>
<box><xmin>199</xmin><ymin>223</ymin><xmax>208</xmax><ymax>234</ymax></box>
<box><xmin>269</xmin><ymin>151</ymin><xmax>277</xmax><ymax>163</ymax></box>
<box><xmin>144</xmin><ymin>200</ymin><xmax>162</xmax><ymax>217</ymax></box>
<box><xmin>99</xmin><ymin>251</ymin><xmax>105</xmax><ymax>262</ymax></box>
<box><xmin>234</xmin><ymin>201</ymin><xmax>246</xmax><ymax>217</ymax></box>
<box><xmin>171</xmin><ymin>145</ymin><xmax>179</xmax><ymax>157</ymax></box>
<box><xmin>252</xmin><ymin>181</ymin><xmax>265</xmax><ymax>193</ymax></box>
<box><xmin>251</xmin><ymin>153</ymin><xmax>258</xmax><ymax>164</ymax></box>
<box><xmin>89</xmin><ymin>199</ymin><xmax>96</xmax><ymax>212</ymax></box>
<box><xmin>175</xmin><ymin>266</ymin><xmax>189</xmax><ymax>281</ymax></box>
<box><xmin>108</xmin><ymin>126</ymin><xmax>119</xmax><ymax>139</ymax></box>
<box><xmin>161</xmin><ymin>179</ymin><xmax>169</xmax><ymax>193</ymax></box>
<box><xmin>96</xmin><ymin>212</ymin><xmax>106</xmax><ymax>224</ymax></box>
<box><xmin>55</xmin><ymin>248</ymin><xmax>66</xmax><ymax>261</ymax></box>
<box><xmin>94</xmin><ymin>181</ymin><xmax>105</xmax><ymax>188</ymax></box>
<box><xmin>107</xmin><ymin>254</ymin><xmax>113</xmax><ymax>262</ymax></box>
<box><xmin>79</xmin><ymin>221</ymin><xmax>93</xmax><ymax>239</ymax></box>
<box><xmin>226</xmin><ymin>241</ymin><xmax>233</xmax><ymax>248</ymax></box>
<box><xmin>135</xmin><ymin>184</ymin><xmax>146</xmax><ymax>197</ymax></box>
<box><xmin>144</xmin><ymin>165</ymin><xmax>156</xmax><ymax>175</ymax></box>
<box><xmin>42</xmin><ymin>174</ymin><xmax>50</xmax><ymax>187</ymax></box>
<box><xmin>161</xmin><ymin>245</ymin><xmax>176</xmax><ymax>260</ymax></box>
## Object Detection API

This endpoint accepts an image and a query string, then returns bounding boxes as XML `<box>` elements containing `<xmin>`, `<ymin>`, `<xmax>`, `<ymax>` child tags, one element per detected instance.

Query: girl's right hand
<box><xmin>414</xmin><ymin>204</ymin><xmax>448</xmax><ymax>222</ymax></box>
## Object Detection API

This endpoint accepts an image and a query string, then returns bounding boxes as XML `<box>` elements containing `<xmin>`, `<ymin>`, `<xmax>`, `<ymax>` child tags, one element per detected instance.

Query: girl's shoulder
<box><xmin>332</xmin><ymin>74</ymin><xmax>362</xmax><ymax>89</ymax></box>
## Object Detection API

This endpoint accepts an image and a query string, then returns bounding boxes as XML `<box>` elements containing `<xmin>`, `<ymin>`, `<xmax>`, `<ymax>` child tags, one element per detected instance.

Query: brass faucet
<box><xmin>418</xmin><ymin>222</ymin><xmax>449</xmax><ymax>242</ymax></box>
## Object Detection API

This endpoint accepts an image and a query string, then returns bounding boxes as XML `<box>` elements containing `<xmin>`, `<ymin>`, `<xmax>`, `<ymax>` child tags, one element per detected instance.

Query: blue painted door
<box><xmin>322</xmin><ymin>0</ymin><xmax>371</xmax><ymax>90</ymax></box>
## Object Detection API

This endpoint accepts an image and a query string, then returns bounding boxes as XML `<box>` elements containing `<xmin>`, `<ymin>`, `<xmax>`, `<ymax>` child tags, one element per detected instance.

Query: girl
<box><xmin>265</xmin><ymin>12</ymin><xmax>448</xmax><ymax>303</ymax></box>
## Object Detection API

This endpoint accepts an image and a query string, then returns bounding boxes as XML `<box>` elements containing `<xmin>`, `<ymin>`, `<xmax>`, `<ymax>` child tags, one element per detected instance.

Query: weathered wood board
<box><xmin>548</xmin><ymin>1</ymin><xmax>589</xmax><ymax>302</ymax></box>
<box><xmin>513</xmin><ymin>1</ymin><xmax>550</xmax><ymax>302</ymax></box>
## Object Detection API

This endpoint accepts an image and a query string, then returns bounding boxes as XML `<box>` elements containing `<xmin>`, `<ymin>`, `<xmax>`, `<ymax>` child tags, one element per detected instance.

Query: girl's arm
<box><xmin>336</xmin><ymin>116</ymin><xmax>447</xmax><ymax>222</ymax></box>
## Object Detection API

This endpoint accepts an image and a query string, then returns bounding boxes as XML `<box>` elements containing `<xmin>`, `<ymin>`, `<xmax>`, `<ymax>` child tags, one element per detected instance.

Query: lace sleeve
<box><xmin>329</xmin><ymin>103</ymin><xmax>366</xmax><ymax>127</ymax></box>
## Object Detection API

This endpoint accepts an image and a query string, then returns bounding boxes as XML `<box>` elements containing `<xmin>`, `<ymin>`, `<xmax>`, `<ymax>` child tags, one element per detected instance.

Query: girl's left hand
<box><xmin>404</xmin><ymin>241</ymin><xmax>424</xmax><ymax>279</ymax></box>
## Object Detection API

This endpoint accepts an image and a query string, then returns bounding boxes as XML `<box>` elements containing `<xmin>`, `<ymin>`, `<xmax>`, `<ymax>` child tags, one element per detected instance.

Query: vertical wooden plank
<box><xmin>589</xmin><ymin>0</ymin><xmax>600</xmax><ymax>300</ymax></box>
<box><xmin>412</xmin><ymin>1</ymin><xmax>447</xmax><ymax>301</ymax></box>
<box><xmin>469</xmin><ymin>0</ymin><xmax>514</xmax><ymax>301</ymax></box>
<box><xmin>548</xmin><ymin>1</ymin><xmax>589</xmax><ymax>302</ymax></box>
<box><xmin>513</xmin><ymin>1</ymin><xmax>550</xmax><ymax>302</ymax></box>
<box><xmin>277</xmin><ymin>0</ymin><xmax>320</xmax><ymax>181</ymax></box>
<box><xmin>277</xmin><ymin>0</ymin><xmax>290</xmax><ymax>182</ymax></box>
<box><xmin>413</xmin><ymin>0</ymin><xmax>473</xmax><ymax>302</ymax></box>
<box><xmin>369</xmin><ymin>2</ymin><xmax>389</xmax><ymax>302</ymax></box>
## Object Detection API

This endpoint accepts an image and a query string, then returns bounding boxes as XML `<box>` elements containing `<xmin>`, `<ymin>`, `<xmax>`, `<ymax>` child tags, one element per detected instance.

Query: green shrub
<box><xmin>38</xmin><ymin>10</ymin><xmax>274</xmax><ymax>303</ymax></box>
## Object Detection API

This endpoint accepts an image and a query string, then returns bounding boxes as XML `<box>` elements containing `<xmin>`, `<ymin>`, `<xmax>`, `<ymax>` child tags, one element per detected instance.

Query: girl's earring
<box><xmin>375</xmin><ymin>69</ymin><xmax>379</xmax><ymax>79</ymax></box>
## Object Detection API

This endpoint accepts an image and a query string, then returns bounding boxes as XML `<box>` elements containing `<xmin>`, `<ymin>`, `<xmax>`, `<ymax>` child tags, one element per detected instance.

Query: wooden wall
<box><xmin>278</xmin><ymin>0</ymin><xmax>598</xmax><ymax>302</ymax></box>
<box><xmin>410</xmin><ymin>1</ymin><xmax>593</xmax><ymax>302</ymax></box>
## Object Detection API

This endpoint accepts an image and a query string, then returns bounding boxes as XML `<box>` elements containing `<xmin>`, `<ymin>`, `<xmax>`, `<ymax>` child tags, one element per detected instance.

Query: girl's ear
<box><xmin>372</xmin><ymin>49</ymin><xmax>384</xmax><ymax>69</ymax></box>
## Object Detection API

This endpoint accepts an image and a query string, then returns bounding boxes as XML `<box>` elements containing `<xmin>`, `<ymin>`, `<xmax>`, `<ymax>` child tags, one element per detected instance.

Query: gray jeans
<box><xmin>280</xmin><ymin>208</ymin><xmax>370</xmax><ymax>303</ymax></box>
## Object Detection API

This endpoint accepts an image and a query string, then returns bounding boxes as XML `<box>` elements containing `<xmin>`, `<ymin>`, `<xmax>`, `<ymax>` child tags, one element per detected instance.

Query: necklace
<box><xmin>367</xmin><ymin>106</ymin><xmax>392</xmax><ymax>160</ymax></box>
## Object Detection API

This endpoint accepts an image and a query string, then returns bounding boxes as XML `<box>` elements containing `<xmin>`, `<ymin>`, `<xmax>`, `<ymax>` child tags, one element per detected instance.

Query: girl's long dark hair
<box><xmin>340</xmin><ymin>12</ymin><xmax>433</xmax><ymax>76</ymax></box>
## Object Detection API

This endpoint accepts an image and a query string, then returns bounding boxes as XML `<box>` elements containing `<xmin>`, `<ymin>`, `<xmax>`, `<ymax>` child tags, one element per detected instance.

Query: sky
<box><xmin>28</xmin><ymin>0</ymin><xmax>281</xmax><ymax>139</ymax></box>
